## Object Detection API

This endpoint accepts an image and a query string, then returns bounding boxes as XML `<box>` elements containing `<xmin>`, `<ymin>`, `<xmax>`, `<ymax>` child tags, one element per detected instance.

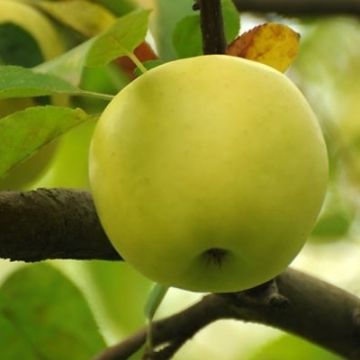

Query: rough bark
<box><xmin>198</xmin><ymin>0</ymin><xmax>226</xmax><ymax>54</ymax></box>
<box><xmin>232</xmin><ymin>0</ymin><xmax>360</xmax><ymax>15</ymax></box>
<box><xmin>94</xmin><ymin>269</ymin><xmax>360</xmax><ymax>360</ymax></box>
<box><xmin>0</xmin><ymin>189</ymin><xmax>120</xmax><ymax>261</ymax></box>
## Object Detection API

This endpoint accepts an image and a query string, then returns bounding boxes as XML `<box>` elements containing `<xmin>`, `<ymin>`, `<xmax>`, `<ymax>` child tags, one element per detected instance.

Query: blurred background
<box><xmin>0</xmin><ymin>0</ymin><xmax>359</xmax><ymax>359</ymax></box>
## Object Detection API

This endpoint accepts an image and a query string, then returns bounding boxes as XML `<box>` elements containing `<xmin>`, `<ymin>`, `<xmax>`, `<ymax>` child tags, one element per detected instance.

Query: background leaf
<box><xmin>0</xmin><ymin>263</ymin><xmax>106</xmax><ymax>360</ymax></box>
<box><xmin>151</xmin><ymin>0</ymin><xmax>194</xmax><ymax>60</ymax></box>
<box><xmin>86</xmin><ymin>10</ymin><xmax>151</xmax><ymax>67</ymax></box>
<box><xmin>0</xmin><ymin>66</ymin><xmax>79</xmax><ymax>99</ymax></box>
<box><xmin>0</xmin><ymin>106</ymin><xmax>90</xmax><ymax>177</ymax></box>
<box><xmin>35</xmin><ymin>40</ymin><xmax>95</xmax><ymax>87</ymax></box>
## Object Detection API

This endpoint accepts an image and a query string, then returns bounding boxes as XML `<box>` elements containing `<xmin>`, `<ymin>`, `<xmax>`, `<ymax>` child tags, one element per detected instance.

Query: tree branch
<box><xmin>198</xmin><ymin>0</ymin><xmax>226</xmax><ymax>54</ymax></box>
<box><xmin>0</xmin><ymin>189</ymin><xmax>120</xmax><ymax>262</ymax></box>
<box><xmin>1</xmin><ymin>189</ymin><xmax>360</xmax><ymax>359</ymax></box>
<box><xmin>232</xmin><ymin>0</ymin><xmax>360</xmax><ymax>16</ymax></box>
<box><xmin>93</xmin><ymin>269</ymin><xmax>360</xmax><ymax>360</ymax></box>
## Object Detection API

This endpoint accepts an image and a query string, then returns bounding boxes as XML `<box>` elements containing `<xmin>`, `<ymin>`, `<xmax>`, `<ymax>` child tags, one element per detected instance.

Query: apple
<box><xmin>89</xmin><ymin>55</ymin><xmax>328</xmax><ymax>293</ymax></box>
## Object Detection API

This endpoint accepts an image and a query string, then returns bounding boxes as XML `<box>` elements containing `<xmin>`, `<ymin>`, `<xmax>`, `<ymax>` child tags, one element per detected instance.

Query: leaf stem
<box><xmin>127</xmin><ymin>52</ymin><xmax>148</xmax><ymax>74</ymax></box>
<box><xmin>76</xmin><ymin>90</ymin><xmax>114</xmax><ymax>101</ymax></box>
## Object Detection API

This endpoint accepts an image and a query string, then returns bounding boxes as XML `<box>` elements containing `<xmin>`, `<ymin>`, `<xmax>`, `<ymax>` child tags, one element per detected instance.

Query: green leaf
<box><xmin>37</xmin><ymin>0</ymin><xmax>115</xmax><ymax>37</ymax></box>
<box><xmin>250</xmin><ymin>334</ymin><xmax>342</xmax><ymax>360</ymax></box>
<box><xmin>86</xmin><ymin>10</ymin><xmax>151</xmax><ymax>67</ymax></box>
<box><xmin>172</xmin><ymin>0</ymin><xmax>240</xmax><ymax>59</ymax></box>
<box><xmin>311</xmin><ymin>190</ymin><xmax>355</xmax><ymax>241</ymax></box>
<box><xmin>152</xmin><ymin>0</ymin><xmax>194</xmax><ymax>60</ymax></box>
<box><xmin>35</xmin><ymin>40</ymin><xmax>95</xmax><ymax>87</ymax></box>
<box><xmin>0</xmin><ymin>66</ymin><xmax>79</xmax><ymax>99</ymax></box>
<box><xmin>83</xmin><ymin>262</ymin><xmax>153</xmax><ymax>334</ymax></box>
<box><xmin>222</xmin><ymin>0</ymin><xmax>241</xmax><ymax>43</ymax></box>
<box><xmin>144</xmin><ymin>283</ymin><xmax>168</xmax><ymax>320</ymax></box>
<box><xmin>311</xmin><ymin>209</ymin><xmax>353</xmax><ymax>239</ymax></box>
<box><xmin>0</xmin><ymin>263</ymin><xmax>106</xmax><ymax>360</ymax></box>
<box><xmin>173</xmin><ymin>15</ymin><xmax>202</xmax><ymax>58</ymax></box>
<box><xmin>0</xmin><ymin>106</ymin><xmax>90</xmax><ymax>177</ymax></box>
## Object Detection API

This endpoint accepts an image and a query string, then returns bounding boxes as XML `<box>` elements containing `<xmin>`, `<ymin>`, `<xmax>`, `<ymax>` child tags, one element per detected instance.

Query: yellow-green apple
<box><xmin>89</xmin><ymin>55</ymin><xmax>328</xmax><ymax>293</ymax></box>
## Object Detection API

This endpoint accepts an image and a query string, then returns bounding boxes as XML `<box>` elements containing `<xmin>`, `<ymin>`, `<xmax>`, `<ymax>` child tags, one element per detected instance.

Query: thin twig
<box><xmin>232</xmin><ymin>0</ymin><xmax>360</xmax><ymax>15</ymax></box>
<box><xmin>93</xmin><ymin>269</ymin><xmax>360</xmax><ymax>360</ymax></box>
<box><xmin>198</xmin><ymin>0</ymin><xmax>227</xmax><ymax>54</ymax></box>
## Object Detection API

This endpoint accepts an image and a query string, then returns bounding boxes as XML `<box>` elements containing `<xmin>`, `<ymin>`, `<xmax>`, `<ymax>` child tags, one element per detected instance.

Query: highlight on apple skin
<box><xmin>89</xmin><ymin>55</ymin><xmax>329</xmax><ymax>293</ymax></box>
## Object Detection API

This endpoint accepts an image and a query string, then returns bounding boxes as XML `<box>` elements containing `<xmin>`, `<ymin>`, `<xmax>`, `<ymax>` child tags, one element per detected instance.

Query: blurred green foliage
<box><xmin>0</xmin><ymin>264</ymin><xmax>106</xmax><ymax>360</ymax></box>
<box><xmin>250</xmin><ymin>334</ymin><xmax>342</xmax><ymax>360</ymax></box>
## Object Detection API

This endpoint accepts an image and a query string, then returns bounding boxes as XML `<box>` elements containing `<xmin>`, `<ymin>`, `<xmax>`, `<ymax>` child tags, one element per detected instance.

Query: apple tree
<box><xmin>0</xmin><ymin>0</ymin><xmax>359</xmax><ymax>359</ymax></box>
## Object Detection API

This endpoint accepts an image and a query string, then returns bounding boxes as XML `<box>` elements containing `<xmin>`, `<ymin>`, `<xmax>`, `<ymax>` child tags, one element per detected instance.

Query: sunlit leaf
<box><xmin>37</xmin><ymin>0</ymin><xmax>115</xmax><ymax>37</ymax></box>
<box><xmin>0</xmin><ymin>106</ymin><xmax>90</xmax><ymax>177</ymax></box>
<box><xmin>226</xmin><ymin>23</ymin><xmax>300</xmax><ymax>72</ymax></box>
<box><xmin>86</xmin><ymin>10</ymin><xmax>151</xmax><ymax>67</ymax></box>
<box><xmin>0</xmin><ymin>66</ymin><xmax>79</xmax><ymax>99</ymax></box>
<box><xmin>0</xmin><ymin>263</ymin><xmax>106</xmax><ymax>360</ymax></box>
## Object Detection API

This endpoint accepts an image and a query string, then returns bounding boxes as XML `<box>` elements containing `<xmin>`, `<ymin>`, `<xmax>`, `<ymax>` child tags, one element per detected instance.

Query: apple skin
<box><xmin>89</xmin><ymin>55</ymin><xmax>328</xmax><ymax>293</ymax></box>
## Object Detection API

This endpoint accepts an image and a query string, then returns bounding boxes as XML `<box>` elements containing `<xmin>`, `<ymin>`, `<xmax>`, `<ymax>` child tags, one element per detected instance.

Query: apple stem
<box><xmin>197</xmin><ymin>0</ymin><xmax>227</xmax><ymax>54</ymax></box>
<box><xmin>127</xmin><ymin>51</ymin><xmax>148</xmax><ymax>74</ymax></box>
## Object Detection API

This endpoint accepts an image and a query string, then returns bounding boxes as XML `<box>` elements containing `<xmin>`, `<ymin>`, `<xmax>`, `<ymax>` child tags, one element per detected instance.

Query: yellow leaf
<box><xmin>226</xmin><ymin>23</ymin><xmax>300</xmax><ymax>72</ymax></box>
<box><xmin>38</xmin><ymin>0</ymin><xmax>115</xmax><ymax>37</ymax></box>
